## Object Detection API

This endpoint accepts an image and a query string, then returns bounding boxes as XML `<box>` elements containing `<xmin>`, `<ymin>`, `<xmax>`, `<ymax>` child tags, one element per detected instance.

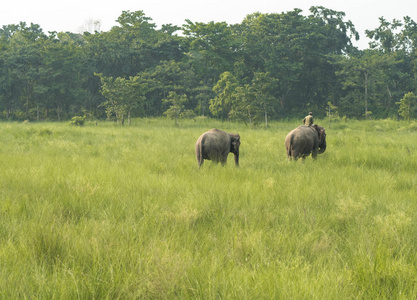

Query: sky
<box><xmin>2</xmin><ymin>0</ymin><xmax>417</xmax><ymax>49</ymax></box>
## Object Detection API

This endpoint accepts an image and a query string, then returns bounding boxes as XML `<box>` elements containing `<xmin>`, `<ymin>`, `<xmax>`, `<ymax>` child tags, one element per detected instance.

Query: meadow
<box><xmin>1</xmin><ymin>118</ymin><xmax>417</xmax><ymax>299</ymax></box>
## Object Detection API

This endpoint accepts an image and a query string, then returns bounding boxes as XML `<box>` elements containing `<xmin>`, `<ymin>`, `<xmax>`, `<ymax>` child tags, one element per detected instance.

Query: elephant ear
<box><xmin>230</xmin><ymin>135</ymin><xmax>240</xmax><ymax>152</ymax></box>
<box><xmin>319</xmin><ymin>128</ymin><xmax>325</xmax><ymax>140</ymax></box>
<box><xmin>231</xmin><ymin>135</ymin><xmax>240</xmax><ymax>142</ymax></box>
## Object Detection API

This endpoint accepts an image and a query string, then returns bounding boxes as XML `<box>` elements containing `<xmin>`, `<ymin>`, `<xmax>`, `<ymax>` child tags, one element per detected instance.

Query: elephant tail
<box><xmin>285</xmin><ymin>133</ymin><xmax>294</xmax><ymax>158</ymax></box>
<box><xmin>195</xmin><ymin>137</ymin><xmax>203</xmax><ymax>167</ymax></box>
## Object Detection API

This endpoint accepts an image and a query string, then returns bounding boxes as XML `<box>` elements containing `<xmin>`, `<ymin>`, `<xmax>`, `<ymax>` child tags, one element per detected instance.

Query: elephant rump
<box><xmin>285</xmin><ymin>125</ymin><xmax>324</xmax><ymax>160</ymax></box>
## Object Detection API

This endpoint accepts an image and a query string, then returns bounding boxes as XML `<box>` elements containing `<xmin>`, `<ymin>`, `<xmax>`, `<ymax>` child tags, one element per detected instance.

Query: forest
<box><xmin>1</xmin><ymin>6</ymin><xmax>417</xmax><ymax>123</ymax></box>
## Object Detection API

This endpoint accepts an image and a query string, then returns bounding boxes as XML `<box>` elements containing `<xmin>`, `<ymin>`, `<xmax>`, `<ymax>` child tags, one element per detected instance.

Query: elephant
<box><xmin>195</xmin><ymin>128</ymin><xmax>241</xmax><ymax>168</ymax></box>
<box><xmin>285</xmin><ymin>125</ymin><xmax>326</xmax><ymax>160</ymax></box>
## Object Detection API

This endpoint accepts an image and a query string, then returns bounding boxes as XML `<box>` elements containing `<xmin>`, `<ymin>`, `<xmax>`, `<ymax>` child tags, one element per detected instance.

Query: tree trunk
<box><xmin>386</xmin><ymin>84</ymin><xmax>392</xmax><ymax>107</ymax></box>
<box><xmin>25</xmin><ymin>95</ymin><xmax>29</xmax><ymax>118</ymax></box>
<box><xmin>57</xmin><ymin>104</ymin><xmax>61</xmax><ymax>121</ymax></box>
<box><xmin>115</xmin><ymin>110</ymin><xmax>119</xmax><ymax>124</ymax></box>
<box><xmin>328</xmin><ymin>104</ymin><xmax>331</xmax><ymax>129</ymax></box>
<box><xmin>364</xmin><ymin>71</ymin><xmax>368</xmax><ymax>119</ymax></box>
<box><xmin>25</xmin><ymin>81</ymin><xmax>30</xmax><ymax>117</ymax></box>
<box><xmin>202</xmin><ymin>97</ymin><xmax>206</xmax><ymax>116</ymax></box>
<box><xmin>264</xmin><ymin>109</ymin><xmax>268</xmax><ymax>129</ymax></box>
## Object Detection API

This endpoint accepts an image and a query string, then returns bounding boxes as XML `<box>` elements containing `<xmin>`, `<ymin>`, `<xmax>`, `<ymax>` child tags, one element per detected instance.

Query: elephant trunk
<box><xmin>234</xmin><ymin>151</ymin><xmax>239</xmax><ymax>167</ymax></box>
<box><xmin>318</xmin><ymin>140</ymin><xmax>326</xmax><ymax>154</ymax></box>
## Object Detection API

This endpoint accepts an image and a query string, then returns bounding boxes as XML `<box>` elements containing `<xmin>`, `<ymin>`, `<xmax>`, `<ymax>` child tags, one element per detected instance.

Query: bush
<box><xmin>70</xmin><ymin>116</ymin><xmax>86</xmax><ymax>126</ymax></box>
<box><xmin>180</xmin><ymin>109</ymin><xmax>197</xmax><ymax>120</ymax></box>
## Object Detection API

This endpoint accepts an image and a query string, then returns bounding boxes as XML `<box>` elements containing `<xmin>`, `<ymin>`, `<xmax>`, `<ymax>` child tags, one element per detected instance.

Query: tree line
<box><xmin>1</xmin><ymin>7</ymin><xmax>417</xmax><ymax>124</ymax></box>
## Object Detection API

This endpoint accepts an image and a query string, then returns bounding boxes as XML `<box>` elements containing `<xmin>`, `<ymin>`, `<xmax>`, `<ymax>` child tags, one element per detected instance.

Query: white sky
<box><xmin>1</xmin><ymin>0</ymin><xmax>417</xmax><ymax>49</ymax></box>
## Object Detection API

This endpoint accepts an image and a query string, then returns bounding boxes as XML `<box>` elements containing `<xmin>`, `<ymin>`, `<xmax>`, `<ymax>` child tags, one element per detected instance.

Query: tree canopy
<box><xmin>1</xmin><ymin>8</ymin><xmax>417</xmax><ymax>122</ymax></box>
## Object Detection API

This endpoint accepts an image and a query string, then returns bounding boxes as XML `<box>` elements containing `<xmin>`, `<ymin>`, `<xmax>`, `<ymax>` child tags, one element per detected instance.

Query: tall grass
<box><xmin>1</xmin><ymin>118</ymin><xmax>417</xmax><ymax>298</ymax></box>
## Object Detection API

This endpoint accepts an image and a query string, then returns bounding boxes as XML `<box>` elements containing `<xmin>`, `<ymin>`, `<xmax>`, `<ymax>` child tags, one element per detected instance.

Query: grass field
<box><xmin>1</xmin><ymin>118</ymin><xmax>417</xmax><ymax>299</ymax></box>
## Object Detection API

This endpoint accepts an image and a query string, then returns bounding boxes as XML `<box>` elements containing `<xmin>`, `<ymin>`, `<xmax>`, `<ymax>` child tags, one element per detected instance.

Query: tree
<box><xmin>363</xmin><ymin>17</ymin><xmax>417</xmax><ymax>117</ymax></box>
<box><xmin>182</xmin><ymin>20</ymin><xmax>240</xmax><ymax>115</ymax></box>
<box><xmin>326</xmin><ymin>101</ymin><xmax>338</xmax><ymax>128</ymax></box>
<box><xmin>396</xmin><ymin>92</ymin><xmax>417</xmax><ymax>120</ymax></box>
<box><xmin>229</xmin><ymin>84</ymin><xmax>259</xmax><ymax>125</ymax></box>
<box><xmin>3</xmin><ymin>9</ymin><xmax>417</xmax><ymax>121</ymax></box>
<box><xmin>2</xmin><ymin>23</ymin><xmax>45</xmax><ymax>119</ymax></box>
<box><xmin>239</xmin><ymin>11</ymin><xmax>304</xmax><ymax>112</ymax></box>
<box><xmin>309</xmin><ymin>6</ymin><xmax>359</xmax><ymax>54</ymax></box>
<box><xmin>123</xmin><ymin>75</ymin><xmax>148</xmax><ymax>124</ymax></box>
<box><xmin>251</xmin><ymin>72</ymin><xmax>278</xmax><ymax>128</ymax></box>
<box><xmin>96</xmin><ymin>73</ymin><xmax>147</xmax><ymax>125</ymax></box>
<box><xmin>84</xmin><ymin>11</ymin><xmax>182</xmax><ymax>79</ymax></box>
<box><xmin>366</xmin><ymin>17</ymin><xmax>402</xmax><ymax>53</ymax></box>
<box><xmin>36</xmin><ymin>32</ymin><xmax>87</xmax><ymax>120</ymax></box>
<box><xmin>336</xmin><ymin>50</ymin><xmax>398</xmax><ymax>118</ymax></box>
<box><xmin>210</xmin><ymin>72</ymin><xmax>238</xmax><ymax>120</ymax></box>
<box><xmin>0</xmin><ymin>41</ymin><xmax>13</xmax><ymax>119</ymax></box>
<box><xmin>230</xmin><ymin>72</ymin><xmax>278</xmax><ymax>127</ymax></box>
<box><xmin>239</xmin><ymin>7</ymin><xmax>358</xmax><ymax>116</ymax></box>
<box><xmin>399</xmin><ymin>16</ymin><xmax>417</xmax><ymax>54</ymax></box>
<box><xmin>162</xmin><ymin>91</ymin><xmax>191</xmax><ymax>125</ymax></box>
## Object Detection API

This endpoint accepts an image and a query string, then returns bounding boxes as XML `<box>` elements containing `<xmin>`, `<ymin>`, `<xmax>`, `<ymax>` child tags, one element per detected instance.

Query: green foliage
<box><xmin>96</xmin><ymin>73</ymin><xmax>147</xmax><ymax>125</ymax></box>
<box><xmin>366</xmin><ymin>17</ymin><xmax>402</xmax><ymax>52</ymax></box>
<box><xmin>162</xmin><ymin>91</ymin><xmax>189</xmax><ymax>125</ymax></box>
<box><xmin>229</xmin><ymin>84</ymin><xmax>258</xmax><ymax>124</ymax></box>
<box><xmin>397</xmin><ymin>92</ymin><xmax>417</xmax><ymax>120</ymax></box>
<box><xmin>1</xmin><ymin>119</ymin><xmax>417</xmax><ymax>298</ymax></box>
<box><xmin>210</xmin><ymin>71</ymin><xmax>237</xmax><ymax>119</ymax></box>
<box><xmin>180</xmin><ymin>109</ymin><xmax>197</xmax><ymax>120</ymax></box>
<box><xmin>2</xmin><ymin>10</ymin><xmax>417</xmax><ymax>121</ymax></box>
<box><xmin>69</xmin><ymin>116</ymin><xmax>86</xmax><ymax>126</ymax></box>
<box><xmin>213</xmin><ymin>71</ymin><xmax>278</xmax><ymax>127</ymax></box>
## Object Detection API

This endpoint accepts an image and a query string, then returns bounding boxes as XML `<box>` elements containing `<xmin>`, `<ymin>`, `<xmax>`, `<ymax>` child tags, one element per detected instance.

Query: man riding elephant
<box><xmin>303</xmin><ymin>112</ymin><xmax>314</xmax><ymax>126</ymax></box>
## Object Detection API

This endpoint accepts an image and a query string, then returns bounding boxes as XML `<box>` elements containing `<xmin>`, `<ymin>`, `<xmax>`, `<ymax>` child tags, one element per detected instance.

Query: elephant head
<box><xmin>230</xmin><ymin>134</ymin><xmax>241</xmax><ymax>166</ymax></box>
<box><xmin>317</xmin><ymin>126</ymin><xmax>326</xmax><ymax>154</ymax></box>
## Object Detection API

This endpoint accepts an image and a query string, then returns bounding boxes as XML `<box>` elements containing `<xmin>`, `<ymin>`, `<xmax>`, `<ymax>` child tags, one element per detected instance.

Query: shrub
<box><xmin>70</xmin><ymin>116</ymin><xmax>86</xmax><ymax>126</ymax></box>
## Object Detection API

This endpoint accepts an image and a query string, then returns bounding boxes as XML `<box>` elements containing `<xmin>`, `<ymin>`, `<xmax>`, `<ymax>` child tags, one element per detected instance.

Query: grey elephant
<box><xmin>195</xmin><ymin>129</ymin><xmax>241</xmax><ymax>168</ymax></box>
<box><xmin>285</xmin><ymin>125</ymin><xmax>326</xmax><ymax>160</ymax></box>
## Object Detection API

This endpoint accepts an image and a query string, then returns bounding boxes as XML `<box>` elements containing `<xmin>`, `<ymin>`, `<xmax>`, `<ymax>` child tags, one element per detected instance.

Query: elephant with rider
<box><xmin>285</xmin><ymin>125</ymin><xmax>326</xmax><ymax>160</ymax></box>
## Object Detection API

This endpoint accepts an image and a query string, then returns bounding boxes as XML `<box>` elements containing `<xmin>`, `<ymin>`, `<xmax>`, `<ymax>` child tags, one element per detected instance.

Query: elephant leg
<box><xmin>198</xmin><ymin>158</ymin><xmax>204</xmax><ymax>168</ymax></box>
<box><xmin>220</xmin><ymin>156</ymin><xmax>227</xmax><ymax>166</ymax></box>
<box><xmin>220</xmin><ymin>152</ymin><xmax>228</xmax><ymax>166</ymax></box>
<box><xmin>234</xmin><ymin>154</ymin><xmax>239</xmax><ymax>166</ymax></box>
<box><xmin>196</xmin><ymin>143</ymin><xmax>203</xmax><ymax>168</ymax></box>
<box><xmin>292</xmin><ymin>150</ymin><xmax>299</xmax><ymax>161</ymax></box>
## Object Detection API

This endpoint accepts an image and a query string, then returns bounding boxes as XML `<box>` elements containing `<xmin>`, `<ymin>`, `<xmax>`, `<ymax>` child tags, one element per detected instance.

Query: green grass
<box><xmin>1</xmin><ymin>118</ymin><xmax>417</xmax><ymax>298</ymax></box>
